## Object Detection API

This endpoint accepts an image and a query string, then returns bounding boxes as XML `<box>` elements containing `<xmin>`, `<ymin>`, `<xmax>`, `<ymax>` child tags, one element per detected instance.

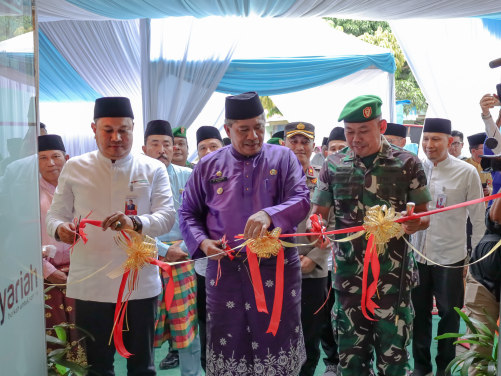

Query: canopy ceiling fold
<box><xmin>37</xmin><ymin>0</ymin><xmax>501</xmax><ymax>21</ymax></box>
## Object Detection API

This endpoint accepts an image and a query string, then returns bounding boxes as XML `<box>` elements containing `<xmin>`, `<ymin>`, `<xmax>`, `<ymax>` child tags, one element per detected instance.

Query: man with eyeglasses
<box><xmin>448</xmin><ymin>130</ymin><xmax>466</xmax><ymax>159</ymax></box>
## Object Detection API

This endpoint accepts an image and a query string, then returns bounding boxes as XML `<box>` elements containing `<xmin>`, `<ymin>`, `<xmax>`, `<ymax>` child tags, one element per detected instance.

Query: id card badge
<box><xmin>436</xmin><ymin>193</ymin><xmax>447</xmax><ymax>209</ymax></box>
<box><xmin>125</xmin><ymin>197</ymin><xmax>138</xmax><ymax>215</ymax></box>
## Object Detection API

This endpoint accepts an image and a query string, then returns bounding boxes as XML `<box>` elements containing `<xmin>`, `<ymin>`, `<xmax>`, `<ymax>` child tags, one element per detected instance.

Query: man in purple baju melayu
<box><xmin>179</xmin><ymin>92</ymin><xmax>310</xmax><ymax>376</ymax></box>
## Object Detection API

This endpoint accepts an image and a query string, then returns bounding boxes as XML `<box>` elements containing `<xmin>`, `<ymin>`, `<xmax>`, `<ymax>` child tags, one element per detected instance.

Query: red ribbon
<box><xmin>149</xmin><ymin>258</ymin><xmax>175</xmax><ymax>311</ymax></box>
<box><xmin>247</xmin><ymin>246</ymin><xmax>269</xmax><ymax>314</ymax></box>
<box><xmin>112</xmin><ymin>257</ymin><xmax>174</xmax><ymax>358</ymax></box>
<box><xmin>266</xmin><ymin>246</ymin><xmax>284</xmax><ymax>336</ymax></box>
<box><xmin>70</xmin><ymin>216</ymin><xmax>102</xmax><ymax>253</ymax></box>
<box><xmin>113</xmin><ymin>269</ymin><xmax>134</xmax><ymax>358</ymax></box>
<box><xmin>246</xmin><ymin>244</ymin><xmax>285</xmax><ymax>336</ymax></box>
<box><xmin>361</xmin><ymin>234</ymin><xmax>380</xmax><ymax>321</ymax></box>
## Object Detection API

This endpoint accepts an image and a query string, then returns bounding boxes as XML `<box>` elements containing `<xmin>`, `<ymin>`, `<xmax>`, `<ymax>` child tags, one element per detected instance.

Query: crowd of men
<box><xmin>35</xmin><ymin>91</ymin><xmax>501</xmax><ymax>376</ymax></box>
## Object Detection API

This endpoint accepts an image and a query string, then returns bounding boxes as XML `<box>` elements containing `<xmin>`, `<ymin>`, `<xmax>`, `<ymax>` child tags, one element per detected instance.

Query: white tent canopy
<box><xmin>37</xmin><ymin>0</ymin><xmax>501</xmax><ymax>22</ymax></box>
<box><xmin>185</xmin><ymin>17</ymin><xmax>394</xmax><ymax>152</ymax></box>
<box><xmin>31</xmin><ymin>1</ymin><xmax>501</xmax><ymax>155</ymax></box>
<box><xmin>391</xmin><ymin>18</ymin><xmax>501</xmax><ymax>140</ymax></box>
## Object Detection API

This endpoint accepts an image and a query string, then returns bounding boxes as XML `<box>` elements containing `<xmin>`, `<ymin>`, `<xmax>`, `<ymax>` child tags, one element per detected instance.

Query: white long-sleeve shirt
<box><xmin>46</xmin><ymin>150</ymin><xmax>175</xmax><ymax>302</ymax></box>
<box><xmin>411</xmin><ymin>155</ymin><xmax>486</xmax><ymax>265</ymax></box>
<box><xmin>483</xmin><ymin>115</ymin><xmax>501</xmax><ymax>154</ymax></box>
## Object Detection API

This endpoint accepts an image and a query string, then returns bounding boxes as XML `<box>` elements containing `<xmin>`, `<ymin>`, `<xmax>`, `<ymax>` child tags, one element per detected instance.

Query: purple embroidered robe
<box><xmin>180</xmin><ymin>144</ymin><xmax>310</xmax><ymax>375</ymax></box>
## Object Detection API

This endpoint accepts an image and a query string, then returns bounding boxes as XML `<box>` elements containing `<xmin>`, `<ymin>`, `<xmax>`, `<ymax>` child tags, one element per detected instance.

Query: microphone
<box><xmin>489</xmin><ymin>58</ymin><xmax>501</xmax><ymax>69</ymax></box>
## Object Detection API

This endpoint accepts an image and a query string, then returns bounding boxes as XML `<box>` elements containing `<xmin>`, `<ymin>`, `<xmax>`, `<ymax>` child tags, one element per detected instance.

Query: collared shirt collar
<box><xmin>423</xmin><ymin>153</ymin><xmax>451</xmax><ymax>169</ymax></box>
<box><xmin>96</xmin><ymin>150</ymin><xmax>133</xmax><ymax>165</ymax></box>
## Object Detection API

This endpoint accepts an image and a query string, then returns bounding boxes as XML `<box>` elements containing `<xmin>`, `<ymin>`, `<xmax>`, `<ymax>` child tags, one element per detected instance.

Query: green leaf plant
<box><xmin>45</xmin><ymin>286</ymin><xmax>93</xmax><ymax>375</ymax></box>
<box><xmin>435</xmin><ymin>307</ymin><xmax>498</xmax><ymax>376</ymax></box>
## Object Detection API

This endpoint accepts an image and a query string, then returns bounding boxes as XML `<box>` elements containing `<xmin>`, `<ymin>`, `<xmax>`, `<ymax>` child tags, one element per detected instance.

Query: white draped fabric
<box><xmin>38</xmin><ymin>0</ymin><xmax>110</xmax><ymax>22</ymax></box>
<box><xmin>37</xmin><ymin>0</ymin><xmax>501</xmax><ymax>21</ymax></box>
<box><xmin>141</xmin><ymin>17</ymin><xmax>239</xmax><ymax>128</ymax></box>
<box><xmin>391</xmin><ymin>18</ymin><xmax>501</xmax><ymax>139</ymax></box>
<box><xmin>39</xmin><ymin>102</ymin><xmax>98</xmax><ymax>158</ymax></box>
<box><xmin>39</xmin><ymin>20</ymin><xmax>144</xmax><ymax>154</ymax></box>
<box><xmin>280</xmin><ymin>0</ymin><xmax>501</xmax><ymax>19</ymax></box>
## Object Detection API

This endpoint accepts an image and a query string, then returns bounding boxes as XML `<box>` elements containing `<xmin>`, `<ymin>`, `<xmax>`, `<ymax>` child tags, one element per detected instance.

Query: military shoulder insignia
<box><xmin>363</xmin><ymin>106</ymin><xmax>372</xmax><ymax>118</ymax></box>
<box><xmin>297</xmin><ymin>123</ymin><xmax>305</xmax><ymax>130</ymax></box>
<box><xmin>270</xmin><ymin>169</ymin><xmax>277</xmax><ymax>175</ymax></box>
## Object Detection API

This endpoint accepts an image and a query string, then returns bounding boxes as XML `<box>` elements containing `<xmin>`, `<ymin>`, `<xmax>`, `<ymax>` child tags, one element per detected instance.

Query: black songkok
<box><xmin>385</xmin><ymin>123</ymin><xmax>407</xmax><ymax>138</ymax></box>
<box><xmin>467</xmin><ymin>132</ymin><xmax>487</xmax><ymax>148</ymax></box>
<box><xmin>328</xmin><ymin>127</ymin><xmax>346</xmax><ymax>142</ymax></box>
<box><xmin>423</xmin><ymin>118</ymin><xmax>451</xmax><ymax>135</ymax></box>
<box><xmin>144</xmin><ymin>120</ymin><xmax>173</xmax><ymax>144</ymax></box>
<box><xmin>225</xmin><ymin>92</ymin><xmax>264</xmax><ymax>120</ymax></box>
<box><xmin>94</xmin><ymin>97</ymin><xmax>134</xmax><ymax>120</ymax></box>
<box><xmin>38</xmin><ymin>134</ymin><xmax>65</xmax><ymax>152</ymax></box>
<box><xmin>196</xmin><ymin>126</ymin><xmax>223</xmax><ymax>145</ymax></box>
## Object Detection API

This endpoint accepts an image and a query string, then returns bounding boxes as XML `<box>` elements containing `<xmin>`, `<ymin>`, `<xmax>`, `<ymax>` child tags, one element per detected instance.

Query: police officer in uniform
<box><xmin>284</xmin><ymin>122</ymin><xmax>333</xmax><ymax>376</ymax></box>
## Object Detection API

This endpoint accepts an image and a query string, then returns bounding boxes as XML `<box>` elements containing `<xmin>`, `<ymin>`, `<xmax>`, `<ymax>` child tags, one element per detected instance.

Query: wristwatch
<box><xmin>129</xmin><ymin>215</ymin><xmax>143</xmax><ymax>233</ymax></box>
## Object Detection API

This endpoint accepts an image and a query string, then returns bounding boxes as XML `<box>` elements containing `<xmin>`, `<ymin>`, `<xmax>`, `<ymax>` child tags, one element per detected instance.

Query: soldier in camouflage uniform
<box><xmin>310</xmin><ymin>95</ymin><xmax>432</xmax><ymax>376</ymax></box>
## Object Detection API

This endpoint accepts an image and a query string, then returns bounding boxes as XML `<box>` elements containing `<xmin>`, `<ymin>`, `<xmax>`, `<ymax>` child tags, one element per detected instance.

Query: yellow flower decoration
<box><xmin>113</xmin><ymin>230</ymin><xmax>157</xmax><ymax>274</ymax></box>
<box><xmin>247</xmin><ymin>228</ymin><xmax>283</xmax><ymax>259</ymax></box>
<box><xmin>363</xmin><ymin>205</ymin><xmax>404</xmax><ymax>254</ymax></box>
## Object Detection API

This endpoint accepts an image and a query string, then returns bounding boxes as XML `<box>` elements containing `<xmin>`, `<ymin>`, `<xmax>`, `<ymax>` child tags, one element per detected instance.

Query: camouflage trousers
<box><xmin>332</xmin><ymin>291</ymin><xmax>413</xmax><ymax>376</ymax></box>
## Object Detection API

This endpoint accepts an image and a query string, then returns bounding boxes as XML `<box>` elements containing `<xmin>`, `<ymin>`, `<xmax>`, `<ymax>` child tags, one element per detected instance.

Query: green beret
<box><xmin>172</xmin><ymin>126</ymin><xmax>187</xmax><ymax>138</ymax></box>
<box><xmin>338</xmin><ymin>95</ymin><xmax>382</xmax><ymax>122</ymax></box>
<box><xmin>267</xmin><ymin>137</ymin><xmax>284</xmax><ymax>145</ymax></box>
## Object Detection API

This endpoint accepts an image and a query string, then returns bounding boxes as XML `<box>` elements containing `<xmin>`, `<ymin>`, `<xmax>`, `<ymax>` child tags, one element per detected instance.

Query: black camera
<box><xmin>481</xmin><ymin>137</ymin><xmax>501</xmax><ymax>172</ymax></box>
<box><xmin>480</xmin><ymin>60</ymin><xmax>501</xmax><ymax>171</ymax></box>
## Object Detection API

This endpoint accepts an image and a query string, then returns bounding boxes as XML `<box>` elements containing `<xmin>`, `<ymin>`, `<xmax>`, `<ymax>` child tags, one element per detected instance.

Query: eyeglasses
<box><xmin>451</xmin><ymin>142</ymin><xmax>463</xmax><ymax>147</ymax></box>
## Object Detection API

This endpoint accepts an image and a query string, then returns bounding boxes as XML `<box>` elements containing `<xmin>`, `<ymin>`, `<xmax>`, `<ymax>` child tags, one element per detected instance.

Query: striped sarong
<box><xmin>154</xmin><ymin>259</ymin><xmax>198</xmax><ymax>349</ymax></box>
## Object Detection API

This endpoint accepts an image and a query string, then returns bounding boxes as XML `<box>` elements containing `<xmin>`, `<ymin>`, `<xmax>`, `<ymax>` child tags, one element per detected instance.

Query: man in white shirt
<box><xmin>411</xmin><ymin>118</ymin><xmax>486</xmax><ymax>376</ymax></box>
<box><xmin>46</xmin><ymin>97</ymin><xmax>176</xmax><ymax>375</ymax></box>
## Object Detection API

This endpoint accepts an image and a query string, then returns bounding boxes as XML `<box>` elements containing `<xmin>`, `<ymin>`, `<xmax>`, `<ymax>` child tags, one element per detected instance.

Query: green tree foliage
<box><xmin>260</xmin><ymin>96</ymin><xmax>283</xmax><ymax>118</ymax></box>
<box><xmin>0</xmin><ymin>16</ymin><xmax>33</xmax><ymax>42</ymax></box>
<box><xmin>325</xmin><ymin>18</ymin><xmax>427</xmax><ymax>115</ymax></box>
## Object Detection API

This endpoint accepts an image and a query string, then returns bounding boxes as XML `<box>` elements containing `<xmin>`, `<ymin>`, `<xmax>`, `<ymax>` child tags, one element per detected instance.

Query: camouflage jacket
<box><xmin>312</xmin><ymin>137</ymin><xmax>431</xmax><ymax>295</ymax></box>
